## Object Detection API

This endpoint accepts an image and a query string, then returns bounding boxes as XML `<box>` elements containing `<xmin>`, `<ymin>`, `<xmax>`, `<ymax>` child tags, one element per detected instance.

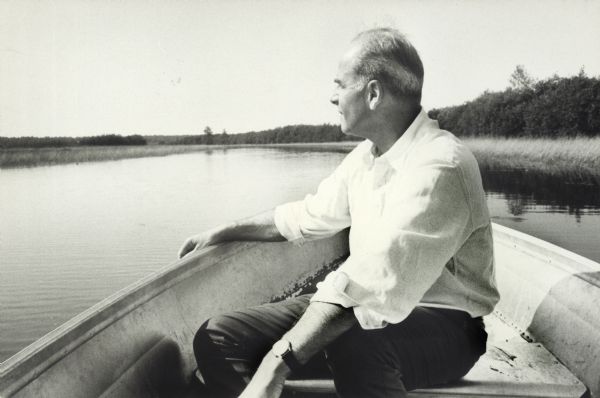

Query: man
<box><xmin>179</xmin><ymin>27</ymin><xmax>499</xmax><ymax>398</ymax></box>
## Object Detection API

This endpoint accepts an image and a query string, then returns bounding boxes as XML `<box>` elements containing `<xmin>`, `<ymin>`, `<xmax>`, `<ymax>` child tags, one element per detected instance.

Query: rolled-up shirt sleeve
<box><xmin>311</xmin><ymin>161</ymin><xmax>471</xmax><ymax>329</ymax></box>
<box><xmin>274</xmin><ymin>158</ymin><xmax>352</xmax><ymax>243</ymax></box>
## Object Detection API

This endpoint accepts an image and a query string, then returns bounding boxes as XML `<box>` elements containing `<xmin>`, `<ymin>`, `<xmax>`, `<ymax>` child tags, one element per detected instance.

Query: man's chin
<box><xmin>340</xmin><ymin>125</ymin><xmax>352</xmax><ymax>136</ymax></box>
<box><xmin>340</xmin><ymin>128</ymin><xmax>361</xmax><ymax>139</ymax></box>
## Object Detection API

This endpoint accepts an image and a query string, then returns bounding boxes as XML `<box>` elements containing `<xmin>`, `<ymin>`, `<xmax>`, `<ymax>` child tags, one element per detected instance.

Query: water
<box><xmin>484</xmin><ymin>169</ymin><xmax>600</xmax><ymax>262</ymax></box>
<box><xmin>1</xmin><ymin>147</ymin><xmax>599</xmax><ymax>362</ymax></box>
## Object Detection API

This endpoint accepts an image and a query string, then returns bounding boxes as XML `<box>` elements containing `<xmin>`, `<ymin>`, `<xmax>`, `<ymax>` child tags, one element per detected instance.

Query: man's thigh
<box><xmin>194</xmin><ymin>294</ymin><xmax>311</xmax><ymax>364</ymax></box>
<box><xmin>326</xmin><ymin>306</ymin><xmax>487</xmax><ymax>393</ymax></box>
<box><xmin>193</xmin><ymin>294</ymin><xmax>330</xmax><ymax>395</ymax></box>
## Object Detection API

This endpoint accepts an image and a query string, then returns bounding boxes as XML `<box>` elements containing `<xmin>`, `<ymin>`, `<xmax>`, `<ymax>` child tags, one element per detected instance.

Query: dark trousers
<box><xmin>193</xmin><ymin>294</ymin><xmax>487</xmax><ymax>397</ymax></box>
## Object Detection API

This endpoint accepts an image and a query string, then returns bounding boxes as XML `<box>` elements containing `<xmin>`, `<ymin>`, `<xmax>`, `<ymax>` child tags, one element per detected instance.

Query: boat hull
<box><xmin>1</xmin><ymin>224</ymin><xmax>598</xmax><ymax>397</ymax></box>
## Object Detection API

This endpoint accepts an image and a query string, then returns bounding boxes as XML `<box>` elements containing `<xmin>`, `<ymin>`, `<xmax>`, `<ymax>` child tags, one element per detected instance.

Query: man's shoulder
<box><xmin>350</xmin><ymin>139</ymin><xmax>372</xmax><ymax>155</ymax></box>
<box><xmin>410</xmin><ymin>127</ymin><xmax>473</xmax><ymax>168</ymax></box>
<box><xmin>339</xmin><ymin>140</ymin><xmax>372</xmax><ymax>166</ymax></box>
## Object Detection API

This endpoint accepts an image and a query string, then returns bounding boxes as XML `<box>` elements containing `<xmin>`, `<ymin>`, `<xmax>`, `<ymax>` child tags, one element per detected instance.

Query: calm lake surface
<box><xmin>1</xmin><ymin>147</ymin><xmax>599</xmax><ymax>362</ymax></box>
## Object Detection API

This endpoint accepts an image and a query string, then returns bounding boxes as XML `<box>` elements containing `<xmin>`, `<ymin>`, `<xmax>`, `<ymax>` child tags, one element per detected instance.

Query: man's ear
<box><xmin>366</xmin><ymin>80</ymin><xmax>383</xmax><ymax>110</ymax></box>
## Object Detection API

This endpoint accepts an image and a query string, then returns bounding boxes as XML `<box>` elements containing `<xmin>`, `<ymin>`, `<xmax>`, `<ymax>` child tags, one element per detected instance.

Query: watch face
<box><xmin>272</xmin><ymin>340</ymin><xmax>291</xmax><ymax>356</ymax></box>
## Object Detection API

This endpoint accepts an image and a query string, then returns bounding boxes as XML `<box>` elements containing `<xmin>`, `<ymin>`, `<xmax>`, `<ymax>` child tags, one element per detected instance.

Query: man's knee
<box><xmin>193</xmin><ymin>319</ymin><xmax>213</xmax><ymax>362</ymax></box>
<box><xmin>193</xmin><ymin>315</ymin><xmax>237</xmax><ymax>363</ymax></box>
<box><xmin>193</xmin><ymin>312</ymin><xmax>273</xmax><ymax>366</ymax></box>
<box><xmin>192</xmin><ymin>316</ymin><xmax>251</xmax><ymax>396</ymax></box>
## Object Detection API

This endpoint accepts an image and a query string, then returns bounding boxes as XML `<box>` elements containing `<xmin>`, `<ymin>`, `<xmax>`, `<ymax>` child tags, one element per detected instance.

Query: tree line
<box><xmin>1</xmin><ymin>125</ymin><xmax>357</xmax><ymax>149</ymax></box>
<box><xmin>0</xmin><ymin>134</ymin><xmax>147</xmax><ymax>149</ymax></box>
<box><xmin>145</xmin><ymin>125</ymin><xmax>360</xmax><ymax>146</ymax></box>
<box><xmin>429</xmin><ymin>67</ymin><xmax>600</xmax><ymax>138</ymax></box>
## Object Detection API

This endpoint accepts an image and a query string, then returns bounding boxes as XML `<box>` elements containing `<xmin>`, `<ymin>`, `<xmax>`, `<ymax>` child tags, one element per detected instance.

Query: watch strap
<box><xmin>272</xmin><ymin>340</ymin><xmax>303</xmax><ymax>372</ymax></box>
<box><xmin>281</xmin><ymin>347</ymin><xmax>302</xmax><ymax>372</ymax></box>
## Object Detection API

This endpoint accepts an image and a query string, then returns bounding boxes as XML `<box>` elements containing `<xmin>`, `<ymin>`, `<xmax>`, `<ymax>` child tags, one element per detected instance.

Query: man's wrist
<box><xmin>272</xmin><ymin>339</ymin><xmax>304</xmax><ymax>374</ymax></box>
<box><xmin>208</xmin><ymin>223</ymin><xmax>232</xmax><ymax>245</ymax></box>
<box><xmin>265</xmin><ymin>349</ymin><xmax>293</xmax><ymax>377</ymax></box>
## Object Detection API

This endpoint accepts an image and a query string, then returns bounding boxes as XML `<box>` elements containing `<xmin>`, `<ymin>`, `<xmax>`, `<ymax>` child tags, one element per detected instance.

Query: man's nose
<box><xmin>330</xmin><ymin>93</ymin><xmax>338</xmax><ymax>106</ymax></box>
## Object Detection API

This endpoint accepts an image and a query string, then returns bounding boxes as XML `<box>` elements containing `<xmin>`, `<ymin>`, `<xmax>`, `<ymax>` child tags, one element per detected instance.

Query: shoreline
<box><xmin>2</xmin><ymin>138</ymin><xmax>599</xmax><ymax>184</ymax></box>
<box><xmin>0</xmin><ymin>143</ymin><xmax>360</xmax><ymax>169</ymax></box>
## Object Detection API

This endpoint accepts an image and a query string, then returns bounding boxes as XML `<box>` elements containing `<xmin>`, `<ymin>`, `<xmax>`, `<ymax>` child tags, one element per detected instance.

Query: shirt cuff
<box><xmin>352</xmin><ymin>307</ymin><xmax>389</xmax><ymax>330</ymax></box>
<box><xmin>310</xmin><ymin>271</ymin><xmax>388</xmax><ymax>330</ymax></box>
<box><xmin>274</xmin><ymin>201</ymin><xmax>305</xmax><ymax>244</ymax></box>
<box><xmin>310</xmin><ymin>271</ymin><xmax>357</xmax><ymax>308</ymax></box>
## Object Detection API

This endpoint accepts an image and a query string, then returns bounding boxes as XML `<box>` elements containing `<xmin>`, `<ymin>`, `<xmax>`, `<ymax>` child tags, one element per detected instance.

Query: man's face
<box><xmin>330</xmin><ymin>47</ymin><xmax>369</xmax><ymax>137</ymax></box>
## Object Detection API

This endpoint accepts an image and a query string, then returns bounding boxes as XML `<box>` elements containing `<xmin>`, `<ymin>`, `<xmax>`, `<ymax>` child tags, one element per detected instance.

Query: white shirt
<box><xmin>274</xmin><ymin>109</ymin><xmax>500</xmax><ymax>329</ymax></box>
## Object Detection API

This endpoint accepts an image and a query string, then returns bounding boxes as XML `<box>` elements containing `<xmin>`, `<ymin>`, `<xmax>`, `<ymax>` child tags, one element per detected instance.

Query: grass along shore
<box><xmin>2</xmin><ymin>138</ymin><xmax>600</xmax><ymax>184</ymax></box>
<box><xmin>0</xmin><ymin>142</ymin><xmax>360</xmax><ymax>169</ymax></box>
<box><xmin>0</xmin><ymin>145</ymin><xmax>227</xmax><ymax>169</ymax></box>
<box><xmin>463</xmin><ymin>137</ymin><xmax>600</xmax><ymax>183</ymax></box>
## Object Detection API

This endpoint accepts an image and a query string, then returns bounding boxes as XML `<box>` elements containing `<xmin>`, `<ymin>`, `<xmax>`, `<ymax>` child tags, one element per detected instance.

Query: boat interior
<box><xmin>0</xmin><ymin>225</ymin><xmax>598</xmax><ymax>398</ymax></box>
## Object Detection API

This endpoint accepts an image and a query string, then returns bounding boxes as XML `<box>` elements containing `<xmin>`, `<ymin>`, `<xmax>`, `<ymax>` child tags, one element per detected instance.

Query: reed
<box><xmin>463</xmin><ymin>137</ymin><xmax>600</xmax><ymax>183</ymax></box>
<box><xmin>0</xmin><ymin>145</ymin><xmax>222</xmax><ymax>168</ymax></box>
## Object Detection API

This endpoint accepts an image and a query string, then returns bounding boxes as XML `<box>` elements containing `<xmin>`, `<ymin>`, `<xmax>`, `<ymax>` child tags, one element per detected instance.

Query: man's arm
<box><xmin>178</xmin><ymin>209</ymin><xmax>284</xmax><ymax>258</ymax></box>
<box><xmin>180</xmin><ymin>149</ymin><xmax>354</xmax><ymax>259</ymax></box>
<box><xmin>240</xmin><ymin>301</ymin><xmax>357</xmax><ymax>398</ymax></box>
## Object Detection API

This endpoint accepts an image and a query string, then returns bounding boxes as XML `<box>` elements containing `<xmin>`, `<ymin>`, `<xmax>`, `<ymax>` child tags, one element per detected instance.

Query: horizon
<box><xmin>2</xmin><ymin>0</ymin><xmax>600</xmax><ymax>138</ymax></box>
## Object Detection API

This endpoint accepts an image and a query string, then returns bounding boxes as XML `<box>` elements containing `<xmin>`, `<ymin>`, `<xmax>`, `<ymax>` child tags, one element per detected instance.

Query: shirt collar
<box><xmin>366</xmin><ymin>108</ymin><xmax>433</xmax><ymax>169</ymax></box>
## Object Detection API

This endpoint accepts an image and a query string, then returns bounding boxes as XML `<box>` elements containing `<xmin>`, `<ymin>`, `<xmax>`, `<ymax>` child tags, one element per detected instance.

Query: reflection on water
<box><xmin>483</xmin><ymin>169</ymin><xmax>600</xmax><ymax>221</ymax></box>
<box><xmin>506</xmin><ymin>197</ymin><xmax>526</xmax><ymax>217</ymax></box>
<box><xmin>482</xmin><ymin>168</ymin><xmax>600</xmax><ymax>263</ymax></box>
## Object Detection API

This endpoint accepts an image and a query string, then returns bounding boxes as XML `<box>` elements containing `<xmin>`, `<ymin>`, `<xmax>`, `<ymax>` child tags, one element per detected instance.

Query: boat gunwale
<box><xmin>492</xmin><ymin>223</ymin><xmax>600</xmax><ymax>285</ymax></box>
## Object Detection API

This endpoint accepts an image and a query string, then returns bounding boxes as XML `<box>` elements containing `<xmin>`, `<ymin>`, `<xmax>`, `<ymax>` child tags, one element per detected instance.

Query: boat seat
<box><xmin>284</xmin><ymin>314</ymin><xmax>588</xmax><ymax>397</ymax></box>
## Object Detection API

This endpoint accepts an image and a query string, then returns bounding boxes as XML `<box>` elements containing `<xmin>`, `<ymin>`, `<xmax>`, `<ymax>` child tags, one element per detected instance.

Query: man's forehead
<box><xmin>339</xmin><ymin>43</ymin><xmax>362</xmax><ymax>67</ymax></box>
<box><xmin>336</xmin><ymin>44</ymin><xmax>362</xmax><ymax>79</ymax></box>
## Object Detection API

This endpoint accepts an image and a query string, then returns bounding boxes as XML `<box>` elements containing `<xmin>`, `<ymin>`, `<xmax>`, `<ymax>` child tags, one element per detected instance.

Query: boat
<box><xmin>0</xmin><ymin>223</ymin><xmax>598</xmax><ymax>397</ymax></box>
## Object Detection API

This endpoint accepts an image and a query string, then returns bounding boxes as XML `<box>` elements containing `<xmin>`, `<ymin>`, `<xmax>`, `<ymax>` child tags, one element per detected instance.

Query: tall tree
<box><xmin>509</xmin><ymin>65</ymin><xmax>535</xmax><ymax>90</ymax></box>
<box><xmin>204</xmin><ymin>126</ymin><xmax>213</xmax><ymax>145</ymax></box>
<box><xmin>220</xmin><ymin>129</ymin><xmax>228</xmax><ymax>144</ymax></box>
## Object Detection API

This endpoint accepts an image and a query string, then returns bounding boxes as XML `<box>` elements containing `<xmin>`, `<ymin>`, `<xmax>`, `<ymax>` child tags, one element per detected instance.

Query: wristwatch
<box><xmin>271</xmin><ymin>339</ymin><xmax>302</xmax><ymax>372</ymax></box>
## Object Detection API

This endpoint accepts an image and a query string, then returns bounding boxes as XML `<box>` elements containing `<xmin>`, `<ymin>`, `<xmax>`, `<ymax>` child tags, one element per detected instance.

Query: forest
<box><xmin>0</xmin><ymin>134</ymin><xmax>147</xmax><ymax>149</ymax></box>
<box><xmin>429</xmin><ymin>67</ymin><xmax>600</xmax><ymax>138</ymax></box>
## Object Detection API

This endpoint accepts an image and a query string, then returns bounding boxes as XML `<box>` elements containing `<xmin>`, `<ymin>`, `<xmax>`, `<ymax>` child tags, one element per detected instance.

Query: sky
<box><xmin>1</xmin><ymin>0</ymin><xmax>600</xmax><ymax>137</ymax></box>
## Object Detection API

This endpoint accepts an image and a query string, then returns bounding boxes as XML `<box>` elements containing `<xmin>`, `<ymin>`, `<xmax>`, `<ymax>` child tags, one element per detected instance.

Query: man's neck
<box><xmin>370</xmin><ymin>106</ymin><xmax>421</xmax><ymax>155</ymax></box>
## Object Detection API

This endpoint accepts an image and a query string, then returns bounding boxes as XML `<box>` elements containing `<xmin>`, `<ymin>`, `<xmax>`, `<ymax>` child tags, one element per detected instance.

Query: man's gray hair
<box><xmin>352</xmin><ymin>28</ymin><xmax>424</xmax><ymax>103</ymax></box>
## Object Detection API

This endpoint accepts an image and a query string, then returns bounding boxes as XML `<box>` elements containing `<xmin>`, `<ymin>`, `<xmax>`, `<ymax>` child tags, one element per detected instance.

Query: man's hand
<box><xmin>239</xmin><ymin>352</ymin><xmax>291</xmax><ymax>398</ymax></box>
<box><xmin>177</xmin><ymin>210</ymin><xmax>284</xmax><ymax>259</ymax></box>
<box><xmin>178</xmin><ymin>230</ymin><xmax>217</xmax><ymax>258</ymax></box>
